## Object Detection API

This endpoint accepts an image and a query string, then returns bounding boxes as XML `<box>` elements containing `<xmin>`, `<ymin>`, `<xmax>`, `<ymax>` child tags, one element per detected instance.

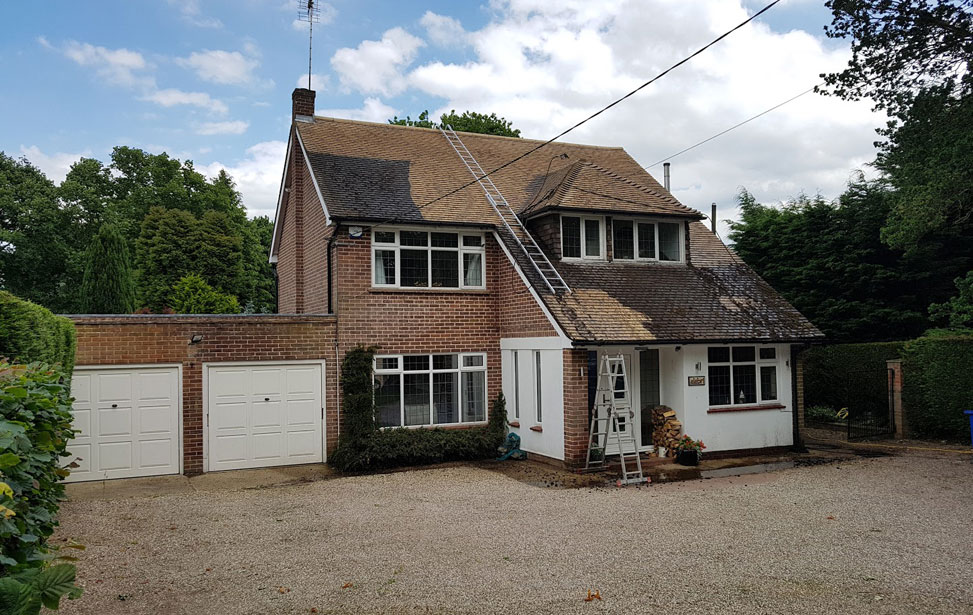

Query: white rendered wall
<box><xmin>500</xmin><ymin>338</ymin><xmax>568</xmax><ymax>461</ymax></box>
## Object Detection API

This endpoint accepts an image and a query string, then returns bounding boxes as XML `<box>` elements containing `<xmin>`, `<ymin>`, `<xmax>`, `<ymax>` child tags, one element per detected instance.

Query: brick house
<box><xmin>65</xmin><ymin>88</ymin><xmax>821</xmax><ymax>481</ymax></box>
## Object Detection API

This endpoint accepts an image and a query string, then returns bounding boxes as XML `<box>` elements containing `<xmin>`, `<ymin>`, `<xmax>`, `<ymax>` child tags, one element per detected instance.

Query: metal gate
<box><xmin>847</xmin><ymin>368</ymin><xmax>895</xmax><ymax>441</ymax></box>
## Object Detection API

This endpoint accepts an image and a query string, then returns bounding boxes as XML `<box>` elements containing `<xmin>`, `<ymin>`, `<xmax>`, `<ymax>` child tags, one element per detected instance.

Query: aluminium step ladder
<box><xmin>585</xmin><ymin>354</ymin><xmax>647</xmax><ymax>486</ymax></box>
<box><xmin>439</xmin><ymin>126</ymin><xmax>570</xmax><ymax>295</ymax></box>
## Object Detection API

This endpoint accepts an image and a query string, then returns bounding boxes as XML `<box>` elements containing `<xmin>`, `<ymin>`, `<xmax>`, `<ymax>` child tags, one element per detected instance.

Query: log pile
<box><xmin>650</xmin><ymin>405</ymin><xmax>682</xmax><ymax>457</ymax></box>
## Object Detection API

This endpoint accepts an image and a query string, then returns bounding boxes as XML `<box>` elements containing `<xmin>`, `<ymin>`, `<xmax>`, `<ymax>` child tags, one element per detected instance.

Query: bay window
<box><xmin>707</xmin><ymin>346</ymin><xmax>778</xmax><ymax>406</ymax></box>
<box><xmin>561</xmin><ymin>215</ymin><xmax>603</xmax><ymax>260</ymax></box>
<box><xmin>374</xmin><ymin>353</ymin><xmax>488</xmax><ymax>427</ymax></box>
<box><xmin>373</xmin><ymin>228</ymin><xmax>485</xmax><ymax>289</ymax></box>
<box><xmin>611</xmin><ymin>218</ymin><xmax>682</xmax><ymax>262</ymax></box>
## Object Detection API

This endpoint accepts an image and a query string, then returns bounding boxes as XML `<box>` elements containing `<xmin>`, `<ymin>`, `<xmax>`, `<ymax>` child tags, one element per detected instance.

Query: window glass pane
<box><xmin>463</xmin><ymin>355</ymin><xmax>484</xmax><ymax>368</ymax></box>
<box><xmin>462</xmin><ymin>235</ymin><xmax>482</xmax><ymax>247</ymax></box>
<box><xmin>612</xmin><ymin>219</ymin><xmax>634</xmax><ymax>259</ymax></box>
<box><xmin>759</xmin><ymin>347</ymin><xmax>776</xmax><ymax>360</ymax></box>
<box><xmin>376</xmin><ymin>357</ymin><xmax>399</xmax><ymax>371</ymax></box>
<box><xmin>640</xmin><ymin>349</ymin><xmax>660</xmax><ymax>446</ymax></box>
<box><xmin>375</xmin><ymin>374</ymin><xmax>401</xmax><ymax>427</ymax></box>
<box><xmin>403</xmin><ymin>355</ymin><xmax>429</xmax><ymax>371</ymax></box>
<box><xmin>535</xmin><ymin>351</ymin><xmax>543</xmax><ymax>422</ymax></box>
<box><xmin>733</xmin><ymin>365</ymin><xmax>757</xmax><ymax>404</ymax></box>
<box><xmin>462</xmin><ymin>371</ymin><xmax>486</xmax><ymax>422</ymax></box>
<box><xmin>431</xmin><ymin>232</ymin><xmax>458</xmax><ymax>248</ymax></box>
<box><xmin>562</xmin><ymin>216</ymin><xmax>581</xmax><ymax>258</ymax></box>
<box><xmin>708</xmin><ymin>365</ymin><xmax>730</xmax><ymax>406</ymax></box>
<box><xmin>403</xmin><ymin>373</ymin><xmax>430</xmax><ymax>425</ymax></box>
<box><xmin>584</xmin><ymin>219</ymin><xmax>601</xmax><ymax>257</ymax></box>
<box><xmin>433</xmin><ymin>354</ymin><xmax>457</xmax><ymax>370</ymax></box>
<box><xmin>400</xmin><ymin>249</ymin><xmax>428</xmax><ymax>287</ymax></box>
<box><xmin>637</xmin><ymin>223</ymin><xmax>656</xmax><ymax>259</ymax></box>
<box><xmin>708</xmin><ymin>347</ymin><xmax>730</xmax><ymax>363</ymax></box>
<box><xmin>400</xmin><ymin>231</ymin><xmax>428</xmax><ymax>246</ymax></box>
<box><xmin>732</xmin><ymin>346</ymin><xmax>755</xmax><ymax>362</ymax></box>
<box><xmin>431</xmin><ymin>250</ymin><xmax>459</xmax><ymax>287</ymax></box>
<box><xmin>374</xmin><ymin>250</ymin><xmax>395</xmax><ymax>285</ymax></box>
<box><xmin>611</xmin><ymin>361</ymin><xmax>626</xmax><ymax>400</ymax></box>
<box><xmin>463</xmin><ymin>253</ymin><xmax>483</xmax><ymax>287</ymax></box>
<box><xmin>513</xmin><ymin>351</ymin><xmax>520</xmax><ymax>419</ymax></box>
<box><xmin>658</xmin><ymin>222</ymin><xmax>680</xmax><ymax>261</ymax></box>
<box><xmin>374</xmin><ymin>231</ymin><xmax>396</xmax><ymax>244</ymax></box>
<box><xmin>433</xmin><ymin>372</ymin><xmax>458</xmax><ymax>424</ymax></box>
<box><xmin>760</xmin><ymin>365</ymin><xmax>778</xmax><ymax>401</ymax></box>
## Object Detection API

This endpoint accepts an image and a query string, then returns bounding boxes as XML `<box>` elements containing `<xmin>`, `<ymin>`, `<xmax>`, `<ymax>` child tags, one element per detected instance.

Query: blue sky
<box><xmin>1</xmin><ymin>1</ymin><xmax>879</xmax><ymax>231</ymax></box>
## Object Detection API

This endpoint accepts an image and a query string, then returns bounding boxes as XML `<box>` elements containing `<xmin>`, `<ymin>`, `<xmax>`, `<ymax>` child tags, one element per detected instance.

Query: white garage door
<box><xmin>67</xmin><ymin>366</ymin><xmax>180</xmax><ymax>483</ymax></box>
<box><xmin>207</xmin><ymin>363</ymin><xmax>324</xmax><ymax>472</ymax></box>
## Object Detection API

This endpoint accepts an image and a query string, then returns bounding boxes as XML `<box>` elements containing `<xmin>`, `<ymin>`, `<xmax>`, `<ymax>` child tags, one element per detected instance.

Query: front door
<box><xmin>597</xmin><ymin>352</ymin><xmax>635</xmax><ymax>456</ymax></box>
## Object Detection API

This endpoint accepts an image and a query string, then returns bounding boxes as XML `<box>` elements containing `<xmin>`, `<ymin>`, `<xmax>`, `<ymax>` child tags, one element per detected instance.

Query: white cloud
<box><xmin>420</xmin><ymin>11</ymin><xmax>467</xmax><ymax>47</ymax></box>
<box><xmin>197</xmin><ymin>120</ymin><xmax>249</xmax><ymax>135</ymax></box>
<box><xmin>18</xmin><ymin>145</ymin><xmax>92</xmax><ymax>184</ymax></box>
<box><xmin>295</xmin><ymin>73</ymin><xmax>329</xmax><ymax>90</ymax></box>
<box><xmin>167</xmin><ymin>0</ymin><xmax>223</xmax><ymax>28</ymax></box>
<box><xmin>142</xmin><ymin>88</ymin><xmax>229</xmax><ymax>114</ymax></box>
<box><xmin>317</xmin><ymin>97</ymin><xmax>397</xmax><ymax>123</ymax></box>
<box><xmin>197</xmin><ymin>141</ymin><xmax>288</xmax><ymax>218</ymax></box>
<box><xmin>59</xmin><ymin>40</ymin><xmax>153</xmax><ymax>87</ymax></box>
<box><xmin>330</xmin><ymin>27</ymin><xmax>425</xmax><ymax>96</ymax></box>
<box><xmin>177</xmin><ymin>49</ymin><xmax>260</xmax><ymax>85</ymax></box>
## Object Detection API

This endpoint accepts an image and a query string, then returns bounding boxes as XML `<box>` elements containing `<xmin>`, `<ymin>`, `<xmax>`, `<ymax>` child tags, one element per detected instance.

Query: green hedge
<box><xmin>0</xmin><ymin>292</ymin><xmax>76</xmax><ymax>373</ymax></box>
<box><xmin>803</xmin><ymin>342</ymin><xmax>905</xmax><ymax>416</ymax></box>
<box><xmin>901</xmin><ymin>331</ymin><xmax>973</xmax><ymax>440</ymax></box>
<box><xmin>329</xmin><ymin>346</ymin><xmax>507</xmax><ymax>472</ymax></box>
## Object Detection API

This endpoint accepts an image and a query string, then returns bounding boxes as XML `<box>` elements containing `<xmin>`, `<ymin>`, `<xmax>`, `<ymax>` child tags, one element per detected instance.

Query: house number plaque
<box><xmin>688</xmin><ymin>376</ymin><xmax>705</xmax><ymax>386</ymax></box>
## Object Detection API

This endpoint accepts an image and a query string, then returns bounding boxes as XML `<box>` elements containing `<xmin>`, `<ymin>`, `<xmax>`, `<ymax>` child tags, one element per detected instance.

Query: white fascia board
<box><xmin>500</xmin><ymin>336</ymin><xmax>572</xmax><ymax>350</ymax></box>
<box><xmin>492</xmin><ymin>230</ymin><xmax>571</xmax><ymax>343</ymax></box>
<box><xmin>268</xmin><ymin>130</ymin><xmax>293</xmax><ymax>264</ymax></box>
<box><xmin>294</xmin><ymin>128</ymin><xmax>333</xmax><ymax>227</ymax></box>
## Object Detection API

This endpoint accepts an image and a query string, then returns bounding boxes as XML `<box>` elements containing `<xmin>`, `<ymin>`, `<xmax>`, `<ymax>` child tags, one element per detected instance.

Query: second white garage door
<box><xmin>206</xmin><ymin>362</ymin><xmax>324</xmax><ymax>471</ymax></box>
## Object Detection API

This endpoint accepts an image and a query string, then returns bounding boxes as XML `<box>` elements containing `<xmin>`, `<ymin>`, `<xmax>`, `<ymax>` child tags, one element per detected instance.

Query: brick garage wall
<box><xmin>72</xmin><ymin>315</ymin><xmax>337</xmax><ymax>475</ymax></box>
<box><xmin>562</xmin><ymin>348</ymin><xmax>590</xmax><ymax>467</ymax></box>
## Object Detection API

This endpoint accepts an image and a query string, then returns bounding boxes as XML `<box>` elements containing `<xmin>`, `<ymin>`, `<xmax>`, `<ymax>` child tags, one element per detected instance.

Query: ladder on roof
<box><xmin>439</xmin><ymin>126</ymin><xmax>570</xmax><ymax>295</ymax></box>
<box><xmin>585</xmin><ymin>354</ymin><xmax>647</xmax><ymax>486</ymax></box>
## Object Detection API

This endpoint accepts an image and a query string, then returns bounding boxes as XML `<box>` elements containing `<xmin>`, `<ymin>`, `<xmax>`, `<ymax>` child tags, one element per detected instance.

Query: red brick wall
<box><xmin>496</xmin><ymin>237</ymin><xmax>559</xmax><ymax>339</ymax></box>
<box><xmin>562</xmin><ymin>348</ymin><xmax>590</xmax><ymax>467</ymax></box>
<box><xmin>72</xmin><ymin>315</ymin><xmax>337</xmax><ymax>475</ymax></box>
<box><xmin>302</xmin><ymin>168</ymin><xmax>330</xmax><ymax>314</ymax></box>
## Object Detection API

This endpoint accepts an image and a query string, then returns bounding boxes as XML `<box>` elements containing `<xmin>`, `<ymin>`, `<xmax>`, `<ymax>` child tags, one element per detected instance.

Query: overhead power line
<box><xmin>645</xmin><ymin>84</ymin><xmax>819</xmax><ymax>169</ymax></box>
<box><xmin>415</xmin><ymin>0</ymin><xmax>783</xmax><ymax>211</ymax></box>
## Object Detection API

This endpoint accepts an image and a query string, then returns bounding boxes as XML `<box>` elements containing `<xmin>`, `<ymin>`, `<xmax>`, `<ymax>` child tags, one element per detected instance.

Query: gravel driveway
<box><xmin>54</xmin><ymin>454</ymin><xmax>973</xmax><ymax>615</ymax></box>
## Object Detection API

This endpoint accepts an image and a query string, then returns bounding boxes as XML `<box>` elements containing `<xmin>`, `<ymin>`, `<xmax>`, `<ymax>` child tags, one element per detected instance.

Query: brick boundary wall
<box><xmin>71</xmin><ymin>314</ymin><xmax>337</xmax><ymax>475</ymax></box>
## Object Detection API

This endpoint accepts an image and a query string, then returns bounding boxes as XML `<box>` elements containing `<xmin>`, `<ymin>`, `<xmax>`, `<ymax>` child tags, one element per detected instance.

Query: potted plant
<box><xmin>673</xmin><ymin>435</ymin><xmax>705</xmax><ymax>466</ymax></box>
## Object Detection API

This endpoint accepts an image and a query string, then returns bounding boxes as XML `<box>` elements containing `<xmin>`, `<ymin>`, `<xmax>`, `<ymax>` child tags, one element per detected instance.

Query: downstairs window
<box><xmin>707</xmin><ymin>346</ymin><xmax>778</xmax><ymax>406</ymax></box>
<box><xmin>374</xmin><ymin>353</ymin><xmax>487</xmax><ymax>427</ymax></box>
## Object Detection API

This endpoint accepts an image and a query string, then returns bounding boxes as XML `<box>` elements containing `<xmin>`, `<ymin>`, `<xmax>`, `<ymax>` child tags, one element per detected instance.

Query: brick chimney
<box><xmin>292</xmin><ymin>88</ymin><xmax>315</xmax><ymax>120</ymax></box>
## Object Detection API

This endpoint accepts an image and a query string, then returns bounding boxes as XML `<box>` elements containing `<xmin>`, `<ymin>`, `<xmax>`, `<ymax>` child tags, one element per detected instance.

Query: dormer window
<box><xmin>561</xmin><ymin>215</ymin><xmax>604</xmax><ymax>260</ymax></box>
<box><xmin>611</xmin><ymin>218</ymin><xmax>683</xmax><ymax>262</ymax></box>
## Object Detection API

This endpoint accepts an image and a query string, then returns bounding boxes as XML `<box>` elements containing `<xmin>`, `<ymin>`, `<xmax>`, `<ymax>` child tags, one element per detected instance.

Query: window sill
<box><xmin>707</xmin><ymin>403</ymin><xmax>785</xmax><ymax>414</ymax></box>
<box><xmin>379</xmin><ymin>421</ymin><xmax>488</xmax><ymax>431</ymax></box>
<box><xmin>508</xmin><ymin>421</ymin><xmax>520</xmax><ymax>428</ymax></box>
<box><xmin>369</xmin><ymin>287</ymin><xmax>491</xmax><ymax>296</ymax></box>
<box><xmin>529</xmin><ymin>425</ymin><xmax>543</xmax><ymax>432</ymax></box>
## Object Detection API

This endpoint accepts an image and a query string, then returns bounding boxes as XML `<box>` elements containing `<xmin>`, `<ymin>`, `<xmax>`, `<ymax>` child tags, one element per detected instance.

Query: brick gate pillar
<box><xmin>887</xmin><ymin>359</ymin><xmax>907</xmax><ymax>439</ymax></box>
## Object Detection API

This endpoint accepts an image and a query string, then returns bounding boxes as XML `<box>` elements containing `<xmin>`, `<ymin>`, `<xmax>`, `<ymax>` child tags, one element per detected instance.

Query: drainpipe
<box><xmin>663</xmin><ymin>162</ymin><xmax>671</xmax><ymax>192</ymax></box>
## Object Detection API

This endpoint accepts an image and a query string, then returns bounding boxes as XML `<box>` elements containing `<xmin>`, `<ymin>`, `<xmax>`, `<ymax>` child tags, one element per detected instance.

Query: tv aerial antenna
<box><xmin>297</xmin><ymin>0</ymin><xmax>320</xmax><ymax>90</ymax></box>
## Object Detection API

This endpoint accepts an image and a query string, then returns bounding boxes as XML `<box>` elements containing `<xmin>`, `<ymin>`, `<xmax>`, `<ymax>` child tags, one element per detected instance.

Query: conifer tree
<box><xmin>80</xmin><ymin>222</ymin><xmax>135</xmax><ymax>313</ymax></box>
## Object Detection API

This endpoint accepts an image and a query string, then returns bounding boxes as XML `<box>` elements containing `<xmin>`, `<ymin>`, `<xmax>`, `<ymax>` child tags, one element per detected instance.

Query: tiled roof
<box><xmin>294</xmin><ymin>117</ymin><xmax>698</xmax><ymax>225</ymax></box>
<box><xmin>521</xmin><ymin>160</ymin><xmax>701</xmax><ymax>219</ymax></box>
<box><xmin>540</xmin><ymin>222</ymin><xmax>824</xmax><ymax>343</ymax></box>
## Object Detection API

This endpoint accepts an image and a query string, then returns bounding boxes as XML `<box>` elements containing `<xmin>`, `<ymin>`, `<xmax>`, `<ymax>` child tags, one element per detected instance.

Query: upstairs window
<box><xmin>707</xmin><ymin>346</ymin><xmax>778</xmax><ymax>406</ymax></box>
<box><xmin>561</xmin><ymin>215</ymin><xmax>603</xmax><ymax>260</ymax></box>
<box><xmin>612</xmin><ymin>219</ymin><xmax>683</xmax><ymax>262</ymax></box>
<box><xmin>373</xmin><ymin>229</ymin><xmax>485</xmax><ymax>289</ymax></box>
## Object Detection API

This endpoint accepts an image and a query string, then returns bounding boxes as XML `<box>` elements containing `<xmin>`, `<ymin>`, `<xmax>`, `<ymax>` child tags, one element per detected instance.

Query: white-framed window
<box><xmin>560</xmin><ymin>215</ymin><xmax>604</xmax><ymax>260</ymax></box>
<box><xmin>611</xmin><ymin>218</ymin><xmax>683</xmax><ymax>262</ymax></box>
<box><xmin>534</xmin><ymin>351</ymin><xmax>543</xmax><ymax>423</ymax></box>
<box><xmin>372</xmin><ymin>228</ymin><xmax>486</xmax><ymax>289</ymax></box>
<box><xmin>707</xmin><ymin>346</ymin><xmax>778</xmax><ymax>406</ymax></box>
<box><xmin>374</xmin><ymin>353</ymin><xmax>487</xmax><ymax>427</ymax></box>
<box><xmin>513</xmin><ymin>351</ymin><xmax>520</xmax><ymax>420</ymax></box>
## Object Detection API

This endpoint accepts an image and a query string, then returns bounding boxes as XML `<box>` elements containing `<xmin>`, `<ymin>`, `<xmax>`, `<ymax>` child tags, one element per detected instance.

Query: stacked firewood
<box><xmin>650</xmin><ymin>405</ymin><xmax>682</xmax><ymax>457</ymax></box>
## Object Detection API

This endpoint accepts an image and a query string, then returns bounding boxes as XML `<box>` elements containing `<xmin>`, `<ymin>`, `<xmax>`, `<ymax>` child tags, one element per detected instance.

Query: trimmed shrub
<box><xmin>901</xmin><ymin>331</ymin><xmax>973</xmax><ymax>440</ymax></box>
<box><xmin>329</xmin><ymin>346</ymin><xmax>507</xmax><ymax>472</ymax></box>
<box><xmin>803</xmin><ymin>342</ymin><xmax>905</xmax><ymax>417</ymax></box>
<box><xmin>0</xmin><ymin>292</ymin><xmax>76</xmax><ymax>373</ymax></box>
<box><xmin>0</xmin><ymin>363</ymin><xmax>82</xmax><ymax>609</ymax></box>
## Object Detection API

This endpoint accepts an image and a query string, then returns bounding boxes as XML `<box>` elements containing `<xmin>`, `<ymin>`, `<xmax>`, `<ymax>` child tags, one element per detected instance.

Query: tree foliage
<box><xmin>389</xmin><ymin>109</ymin><xmax>521</xmax><ymax>137</ymax></box>
<box><xmin>79</xmin><ymin>223</ymin><xmax>135</xmax><ymax>314</ymax></box>
<box><xmin>135</xmin><ymin>208</ymin><xmax>199</xmax><ymax>313</ymax></box>
<box><xmin>168</xmin><ymin>273</ymin><xmax>240</xmax><ymax>314</ymax></box>
<box><xmin>929</xmin><ymin>271</ymin><xmax>973</xmax><ymax>328</ymax></box>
